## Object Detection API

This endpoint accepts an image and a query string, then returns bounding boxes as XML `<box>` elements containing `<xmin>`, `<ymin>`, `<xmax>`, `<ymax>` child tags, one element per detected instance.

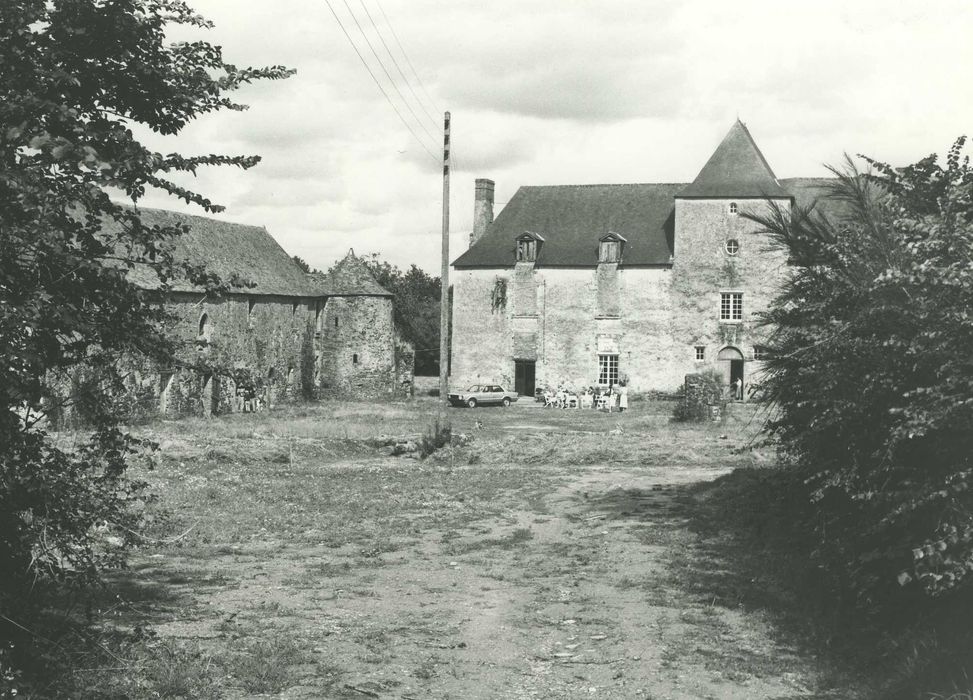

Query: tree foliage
<box><xmin>748</xmin><ymin>138</ymin><xmax>973</xmax><ymax>609</ymax></box>
<box><xmin>0</xmin><ymin>0</ymin><xmax>291</xmax><ymax>665</ymax></box>
<box><xmin>354</xmin><ymin>254</ymin><xmax>441</xmax><ymax>375</ymax></box>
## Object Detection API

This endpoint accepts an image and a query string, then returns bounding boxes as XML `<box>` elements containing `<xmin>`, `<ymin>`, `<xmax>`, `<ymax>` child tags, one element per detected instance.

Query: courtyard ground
<box><xmin>48</xmin><ymin>397</ymin><xmax>873</xmax><ymax>699</ymax></box>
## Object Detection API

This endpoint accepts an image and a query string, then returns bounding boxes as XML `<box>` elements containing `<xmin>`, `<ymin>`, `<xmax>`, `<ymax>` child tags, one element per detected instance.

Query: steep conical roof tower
<box><xmin>678</xmin><ymin>120</ymin><xmax>788</xmax><ymax>198</ymax></box>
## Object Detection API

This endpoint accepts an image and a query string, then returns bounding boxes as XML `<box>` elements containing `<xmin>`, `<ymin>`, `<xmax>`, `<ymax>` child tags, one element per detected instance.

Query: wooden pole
<box><xmin>439</xmin><ymin>111</ymin><xmax>451</xmax><ymax>409</ymax></box>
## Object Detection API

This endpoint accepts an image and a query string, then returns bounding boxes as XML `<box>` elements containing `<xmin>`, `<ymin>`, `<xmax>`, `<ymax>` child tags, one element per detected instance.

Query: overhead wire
<box><xmin>357</xmin><ymin>0</ymin><xmax>441</xmax><ymax>135</ymax></box>
<box><xmin>322</xmin><ymin>0</ymin><xmax>439</xmax><ymax>164</ymax></box>
<box><xmin>373</xmin><ymin>0</ymin><xmax>443</xmax><ymax>117</ymax></box>
<box><xmin>369</xmin><ymin>0</ymin><xmax>455</xmax><ymax>171</ymax></box>
<box><xmin>339</xmin><ymin>0</ymin><xmax>440</xmax><ymax>150</ymax></box>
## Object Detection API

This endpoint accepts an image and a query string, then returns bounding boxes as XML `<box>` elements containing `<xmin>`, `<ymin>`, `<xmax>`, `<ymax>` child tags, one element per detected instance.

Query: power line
<box><xmin>367</xmin><ymin>0</ymin><xmax>458</xmax><ymax>173</ymax></box>
<box><xmin>322</xmin><ymin>0</ymin><xmax>439</xmax><ymax>163</ymax></box>
<box><xmin>357</xmin><ymin>0</ymin><xmax>440</xmax><ymax>134</ymax></box>
<box><xmin>339</xmin><ymin>0</ymin><xmax>440</xmax><ymax>149</ymax></box>
<box><xmin>373</xmin><ymin>0</ymin><xmax>443</xmax><ymax>117</ymax></box>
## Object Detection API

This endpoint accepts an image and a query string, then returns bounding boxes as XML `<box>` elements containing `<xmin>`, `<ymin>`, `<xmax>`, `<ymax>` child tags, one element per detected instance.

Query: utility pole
<box><xmin>439</xmin><ymin>111</ymin><xmax>450</xmax><ymax>409</ymax></box>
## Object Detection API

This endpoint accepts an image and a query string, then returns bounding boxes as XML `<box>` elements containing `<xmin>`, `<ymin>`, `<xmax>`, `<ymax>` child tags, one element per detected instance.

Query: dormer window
<box><xmin>598</xmin><ymin>232</ymin><xmax>627</xmax><ymax>263</ymax></box>
<box><xmin>515</xmin><ymin>231</ymin><xmax>544</xmax><ymax>263</ymax></box>
<box><xmin>729</xmin><ymin>202</ymin><xmax>738</xmax><ymax>215</ymax></box>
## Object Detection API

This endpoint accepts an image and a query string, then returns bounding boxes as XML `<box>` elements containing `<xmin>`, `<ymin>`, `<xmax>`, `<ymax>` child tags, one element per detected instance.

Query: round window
<box><xmin>724</xmin><ymin>239</ymin><xmax>740</xmax><ymax>256</ymax></box>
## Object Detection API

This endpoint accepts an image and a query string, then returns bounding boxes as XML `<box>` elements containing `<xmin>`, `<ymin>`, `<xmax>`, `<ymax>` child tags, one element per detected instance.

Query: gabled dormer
<box><xmin>598</xmin><ymin>231</ymin><xmax>627</xmax><ymax>264</ymax></box>
<box><xmin>515</xmin><ymin>231</ymin><xmax>544</xmax><ymax>263</ymax></box>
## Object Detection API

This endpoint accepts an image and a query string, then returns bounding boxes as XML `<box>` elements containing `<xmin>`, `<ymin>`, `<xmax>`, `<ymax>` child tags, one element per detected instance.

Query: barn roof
<box><xmin>678</xmin><ymin>120</ymin><xmax>789</xmax><ymax>199</ymax></box>
<box><xmin>113</xmin><ymin>208</ymin><xmax>393</xmax><ymax>298</ymax></box>
<box><xmin>114</xmin><ymin>207</ymin><xmax>313</xmax><ymax>296</ymax></box>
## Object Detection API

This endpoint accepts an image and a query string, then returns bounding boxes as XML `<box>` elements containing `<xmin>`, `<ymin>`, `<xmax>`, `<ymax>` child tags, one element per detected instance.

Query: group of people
<box><xmin>540</xmin><ymin>383</ymin><xmax>628</xmax><ymax>412</ymax></box>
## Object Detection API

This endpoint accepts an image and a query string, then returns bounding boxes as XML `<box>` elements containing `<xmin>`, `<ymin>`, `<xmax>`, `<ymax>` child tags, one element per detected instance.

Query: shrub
<box><xmin>746</xmin><ymin>140</ymin><xmax>973</xmax><ymax>626</ymax></box>
<box><xmin>673</xmin><ymin>369</ymin><xmax>724</xmax><ymax>422</ymax></box>
<box><xmin>417</xmin><ymin>417</ymin><xmax>452</xmax><ymax>458</ymax></box>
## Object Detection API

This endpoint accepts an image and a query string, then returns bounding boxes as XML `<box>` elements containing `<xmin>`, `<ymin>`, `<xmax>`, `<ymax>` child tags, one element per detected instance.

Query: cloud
<box><xmin>123</xmin><ymin>0</ymin><xmax>973</xmax><ymax>276</ymax></box>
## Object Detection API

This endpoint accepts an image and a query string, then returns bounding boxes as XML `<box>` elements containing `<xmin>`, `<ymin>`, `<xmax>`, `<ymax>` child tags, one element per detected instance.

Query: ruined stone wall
<box><xmin>450</xmin><ymin>266</ymin><xmax>679</xmax><ymax>393</ymax></box>
<box><xmin>670</xmin><ymin>197</ymin><xmax>789</xmax><ymax>389</ymax></box>
<box><xmin>50</xmin><ymin>289</ymin><xmax>411</xmax><ymax>422</ymax></box>
<box><xmin>160</xmin><ymin>292</ymin><xmax>314</xmax><ymax>415</ymax></box>
<box><xmin>316</xmin><ymin>295</ymin><xmax>397</xmax><ymax>399</ymax></box>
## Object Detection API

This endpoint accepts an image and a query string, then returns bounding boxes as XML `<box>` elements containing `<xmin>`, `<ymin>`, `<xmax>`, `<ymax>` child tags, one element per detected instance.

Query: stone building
<box><xmin>111</xmin><ymin>208</ymin><xmax>412</xmax><ymax>417</ymax></box>
<box><xmin>450</xmin><ymin>120</ymin><xmax>832</xmax><ymax>396</ymax></box>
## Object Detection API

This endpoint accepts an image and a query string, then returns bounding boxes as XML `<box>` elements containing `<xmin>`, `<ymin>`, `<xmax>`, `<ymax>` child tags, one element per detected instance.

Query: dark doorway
<box><xmin>730</xmin><ymin>359</ymin><xmax>744</xmax><ymax>400</ymax></box>
<box><xmin>717</xmin><ymin>346</ymin><xmax>746</xmax><ymax>401</ymax></box>
<box><xmin>514</xmin><ymin>360</ymin><xmax>536</xmax><ymax>396</ymax></box>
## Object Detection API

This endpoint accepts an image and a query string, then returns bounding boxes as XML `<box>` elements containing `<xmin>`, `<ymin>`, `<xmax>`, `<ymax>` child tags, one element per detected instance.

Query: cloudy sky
<box><xmin>135</xmin><ymin>0</ymin><xmax>973</xmax><ymax>273</ymax></box>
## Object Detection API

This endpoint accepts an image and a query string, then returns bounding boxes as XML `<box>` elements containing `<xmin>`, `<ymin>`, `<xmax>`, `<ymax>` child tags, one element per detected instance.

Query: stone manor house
<box><xmin>110</xmin><ymin>208</ymin><xmax>413</xmax><ymax>418</ymax></box>
<box><xmin>451</xmin><ymin>120</ymin><xmax>831</xmax><ymax>396</ymax></box>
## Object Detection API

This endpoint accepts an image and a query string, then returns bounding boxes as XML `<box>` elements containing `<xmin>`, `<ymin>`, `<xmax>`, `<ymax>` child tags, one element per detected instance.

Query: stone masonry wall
<box><xmin>450</xmin><ymin>267</ymin><xmax>679</xmax><ymax>393</ymax></box>
<box><xmin>670</xmin><ymin>197</ymin><xmax>790</xmax><ymax>389</ymax></box>
<box><xmin>164</xmin><ymin>292</ymin><xmax>314</xmax><ymax>415</ymax></box>
<box><xmin>316</xmin><ymin>295</ymin><xmax>396</xmax><ymax>399</ymax></box>
<box><xmin>77</xmin><ymin>290</ymin><xmax>409</xmax><ymax>421</ymax></box>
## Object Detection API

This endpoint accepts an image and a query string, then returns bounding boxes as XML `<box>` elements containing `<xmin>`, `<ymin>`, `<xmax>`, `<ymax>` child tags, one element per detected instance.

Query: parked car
<box><xmin>447</xmin><ymin>384</ymin><xmax>519</xmax><ymax>408</ymax></box>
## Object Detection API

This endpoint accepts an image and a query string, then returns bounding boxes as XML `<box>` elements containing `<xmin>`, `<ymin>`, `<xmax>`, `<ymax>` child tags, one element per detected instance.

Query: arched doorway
<box><xmin>717</xmin><ymin>346</ymin><xmax>745</xmax><ymax>400</ymax></box>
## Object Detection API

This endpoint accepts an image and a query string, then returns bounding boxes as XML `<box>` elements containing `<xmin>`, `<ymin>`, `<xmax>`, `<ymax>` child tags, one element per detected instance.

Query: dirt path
<box><xmin>143</xmin><ymin>458</ymin><xmax>825</xmax><ymax>699</ymax></box>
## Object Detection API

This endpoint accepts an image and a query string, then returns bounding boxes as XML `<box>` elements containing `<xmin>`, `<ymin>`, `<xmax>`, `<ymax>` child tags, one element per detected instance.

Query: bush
<box><xmin>746</xmin><ymin>139</ymin><xmax>973</xmax><ymax>691</ymax></box>
<box><xmin>417</xmin><ymin>417</ymin><xmax>452</xmax><ymax>458</ymax></box>
<box><xmin>672</xmin><ymin>369</ymin><xmax>724</xmax><ymax>422</ymax></box>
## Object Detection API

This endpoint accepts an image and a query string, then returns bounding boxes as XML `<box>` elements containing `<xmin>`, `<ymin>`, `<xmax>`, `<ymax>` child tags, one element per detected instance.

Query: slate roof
<box><xmin>677</xmin><ymin>120</ymin><xmax>790</xmax><ymax>199</ymax></box>
<box><xmin>306</xmin><ymin>249</ymin><xmax>392</xmax><ymax>297</ymax></box>
<box><xmin>452</xmin><ymin>179</ymin><xmax>840</xmax><ymax>269</ymax></box>
<box><xmin>114</xmin><ymin>207</ymin><xmax>314</xmax><ymax>295</ymax></box>
<box><xmin>452</xmin><ymin>183</ymin><xmax>681</xmax><ymax>268</ymax></box>
<box><xmin>115</xmin><ymin>208</ymin><xmax>389</xmax><ymax>298</ymax></box>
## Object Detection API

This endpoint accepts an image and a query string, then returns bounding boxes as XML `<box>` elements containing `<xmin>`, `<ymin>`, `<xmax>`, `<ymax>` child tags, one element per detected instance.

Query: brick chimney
<box><xmin>471</xmin><ymin>178</ymin><xmax>495</xmax><ymax>247</ymax></box>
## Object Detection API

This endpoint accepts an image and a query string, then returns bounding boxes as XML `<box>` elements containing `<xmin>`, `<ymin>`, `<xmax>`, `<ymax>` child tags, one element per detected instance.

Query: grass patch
<box><xmin>666</xmin><ymin>465</ymin><xmax>973</xmax><ymax>699</ymax></box>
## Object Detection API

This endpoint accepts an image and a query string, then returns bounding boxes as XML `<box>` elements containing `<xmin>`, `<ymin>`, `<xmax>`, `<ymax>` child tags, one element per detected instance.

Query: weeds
<box><xmin>417</xmin><ymin>416</ymin><xmax>452</xmax><ymax>458</ymax></box>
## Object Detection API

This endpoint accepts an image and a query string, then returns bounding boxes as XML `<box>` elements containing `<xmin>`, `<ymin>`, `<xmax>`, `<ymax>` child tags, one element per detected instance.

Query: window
<box><xmin>598</xmin><ymin>354</ymin><xmax>619</xmax><ymax>386</ymax></box>
<box><xmin>729</xmin><ymin>202</ymin><xmax>738</xmax><ymax>214</ymax></box>
<box><xmin>724</xmin><ymin>238</ymin><xmax>740</xmax><ymax>256</ymax></box>
<box><xmin>247</xmin><ymin>297</ymin><xmax>256</xmax><ymax>326</ymax></box>
<box><xmin>599</xmin><ymin>240</ymin><xmax>621</xmax><ymax>263</ymax></box>
<box><xmin>292</xmin><ymin>300</ymin><xmax>299</xmax><ymax>315</ymax></box>
<box><xmin>352</xmin><ymin>353</ymin><xmax>359</xmax><ymax>365</ymax></box>
<box><xmin>516</xmin><ymin>238</ymin><xmax>537</xmax><ymax>262</ymax></box>
<box><xmin>694</xmin><ymin>345</ymin><xmax>705</xmax><ymax>361</ymax></box>
<box><xmin>753</xmin><ymin>345</ymin><xmax>772</xmax><ymax>360</ymax></box>
<box><xmin>720</xmin><ymin>292</ymin><xmax>743</xmax><ymax>321</ymax></box>
<box><xmin>334</xmin><ymin>316</ymin><xmax>339</xmax><ymax>329</ymax></box>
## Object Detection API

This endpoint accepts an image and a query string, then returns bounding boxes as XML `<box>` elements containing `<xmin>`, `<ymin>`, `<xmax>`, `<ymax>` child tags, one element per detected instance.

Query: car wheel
<box><xmin>467</xmin><ymin>398</ymin><xmax>477</xmax><ymax>408</ymax></box>
<box><xmin>502</xmin><ymin>397</ymin><xmax>511</xmax><ymax>407</ymax></box>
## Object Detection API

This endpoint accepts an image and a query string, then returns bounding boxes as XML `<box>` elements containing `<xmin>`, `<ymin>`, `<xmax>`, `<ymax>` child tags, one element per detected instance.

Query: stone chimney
<box><xmin>471</xmin><ymin>178</ymin><xmax>495</xmax><ymax>247</ymax></box>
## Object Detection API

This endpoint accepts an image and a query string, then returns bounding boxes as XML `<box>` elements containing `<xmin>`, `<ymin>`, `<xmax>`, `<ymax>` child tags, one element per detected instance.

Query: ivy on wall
<box><xmin>491</xmin><ymin>277</ymin><xmax>508</xmax><ymax>314</ymax></box>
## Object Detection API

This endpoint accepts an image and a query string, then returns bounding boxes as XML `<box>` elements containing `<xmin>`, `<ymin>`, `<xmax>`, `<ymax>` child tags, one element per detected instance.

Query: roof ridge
<box><xmin>521</xmin><ymin>182</ymin><xmax>688</xmax><ymax>189</ymax></box>
<box><xmin>115</xmin><ymin>202</ymin><xmax>265</xmax><ymax>231</ymax></box>
<box><xmin>734</xmin><ymin>120</ymin><xmax>781</xmax><ymax>184</ymax></box>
